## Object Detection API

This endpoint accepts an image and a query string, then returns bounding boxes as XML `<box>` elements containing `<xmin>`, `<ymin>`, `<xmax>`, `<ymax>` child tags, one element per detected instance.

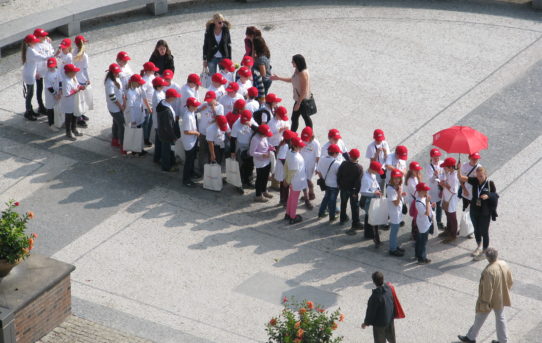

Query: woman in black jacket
<box><xmin>149</xmin><ymin>40</ymin><xmax>175</xmax><ymax>76</ymax></box>
<box><xmin>203</xmin><ymin>13</ymin><xmax>232</xmax><ymax>75</ymax></box>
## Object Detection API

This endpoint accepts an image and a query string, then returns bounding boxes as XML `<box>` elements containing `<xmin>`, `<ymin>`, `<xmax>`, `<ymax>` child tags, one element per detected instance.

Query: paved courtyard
<box><xmin>1</xmin><ymin>0</ymin><xmax>542</xmax><ymax>342</ymax></box>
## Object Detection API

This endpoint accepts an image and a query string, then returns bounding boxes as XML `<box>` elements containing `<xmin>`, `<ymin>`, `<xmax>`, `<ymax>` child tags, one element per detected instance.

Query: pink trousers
<box><xmin>286</xmin><ymin>187</ymin><xmax>301</xmax><ymax>218</ymax></box>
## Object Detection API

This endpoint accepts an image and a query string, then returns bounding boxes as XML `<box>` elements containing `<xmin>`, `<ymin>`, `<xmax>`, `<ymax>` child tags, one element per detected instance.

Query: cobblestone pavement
<box><xmin>37</xmin><ymin>315</ymin><xmax>151</xmax><ymax>343</ymax></box>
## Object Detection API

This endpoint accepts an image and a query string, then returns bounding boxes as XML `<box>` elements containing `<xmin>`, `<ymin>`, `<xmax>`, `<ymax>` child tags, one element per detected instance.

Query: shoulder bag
<box><xmin>316</xmin><ymin>160</ymin><xmax>334</xmax><ymax>191</ymax></box>
<box><xmin>295</xmin><ymin>88</ymin><xmax>317</xmax><ymax>116</ymax></box>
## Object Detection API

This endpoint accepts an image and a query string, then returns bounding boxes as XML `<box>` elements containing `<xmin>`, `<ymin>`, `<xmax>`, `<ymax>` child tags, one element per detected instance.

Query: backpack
<box><xmin>252</xmin><ymin>108</ymin><xmax>271</xmax><ymax>126</ymax></box>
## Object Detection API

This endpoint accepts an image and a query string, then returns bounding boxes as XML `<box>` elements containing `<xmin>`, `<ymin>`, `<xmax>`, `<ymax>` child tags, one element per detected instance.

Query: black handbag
<box><xmin>402</xmin><ymin>203</ymin><xmax>408</xmax><ymax>215</ymax></box>
<box><xmin>301</xmin><ymin>94</ymin><xmax>317</xmax><ymax>116</ymax></box>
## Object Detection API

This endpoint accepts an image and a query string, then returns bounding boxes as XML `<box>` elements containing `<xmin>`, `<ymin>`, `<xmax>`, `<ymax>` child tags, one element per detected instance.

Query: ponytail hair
<box><xmin>73</xmin><ymin>40</ymin><xmax>86</xmax><ymax>62</ymax></box>
<box><xmin>21</xmin><ymin>42</ymin><xmax>28</xmax><ymax>65</ymax></box>
<box><xmin>104</xmin><ymin>71</ymin><xmax>121</xmax><ymax>89</ymax></box>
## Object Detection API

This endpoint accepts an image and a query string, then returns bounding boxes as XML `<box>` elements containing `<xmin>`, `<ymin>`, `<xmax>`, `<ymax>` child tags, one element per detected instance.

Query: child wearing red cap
<box><xmin>206</xmin><ymin>115</ymin><xmax>229</xmax><ymax>165</ymax></box>
<box><xmin>180</xmin><ymin>74</ymin><xmax>201</xmax><ymax>109</ymax></box>
<box><xmin>55</xmin><ymin>38</ymin><xmax>73</xmax><ymax>71</ymax></box>
<box><xmin>141</xmin><ymin>62</ymin><xmax>158</xmax><ymax>146</ymax></box>
<box><xmin>156</xmin><ymin>89</ymin><xmax>181</xmax><ymax>171</ymax></box>
<box><xmin>386</xmin><ymin>169</ymin><xmax>406</xmax><ymax>256</ymax></box>
<box><xmin>299</xmin><ymin>126</ymin><xmax>320</xmax><ymax>208</ymax></box>
<box><xmin>245</xmin><ymin>87</ymin><xmax>260</xmax><ymax>113</ymax></box>
<box><xmin>425</xmin><ymin>148</ymin><xmax>444</xmax><ymax>230</ymax></box>
<box><xmin>385</xmin><ymin>145</ymin><xmax>408</xmax><ymax>185</ymax></box>
<box><xmin>236</xmin><ymin>66</ymin><xmax>253</xmax><ymax>98</ymax></box>
<box><xmin>439</xmin><ymin>157</ymin><xmax>459</xmax><ymax>243</ymax></box>
<box><xmin>197</xmin><ymin>91</ymin><xmax>224</xmax><ymax>174</ymax></box>
<box><xmin>219</xmin><ymin>82</ymin><xmax>244</xmax><ymax>116</ymax></box>
<box><xmin>181</xmin><ymin>98</ymin><xmax>202</xmax><ymax>187</ymax></box>
<box><xmin>115</xmin><ymin>51</ymin><xmax>133</xmax><ymax>91</ymax></box>
<box><xmin>61</xmin><ymin>64</ymin><xmax>85</xmax><ymax>141</ymax></box>
<box><xmin>361</xmin><ymin>161</ymin><xmax>384</xmax><ymax>245</ymax></box>
<box><xmin>459</xmin><ymin>153</ymin><xmax>482</xmax><ymax>212</ymax></box>
<box><xmin>209</xmin><ymin>73</ymin><xmax>227</xmax><ymax>99</ymax></box>
<box><xmin>104</xmin><ymin>63</ymin><xmax>126</xmax><ymax>151</ymax></box>
<box><xmin>151</xmin><ymin>77</ymin><xmax>167</xmax><ymax>159</ymax></box>
<box><xmin>218</xmin><ymin>58</ymin><xmax>236</xmax><ymax>83</ymax></box>
<box><xmin>275</xmin><ymin>130</ymin><xmax>295</xmax><ymax>206</ymax></box>
<box><xmin>366</xmin><ymin>129</ymin><xmax>390</xmax><ymax>190</ymax></box>
<box><xmin>126</xmin><ymin>75</ymin><xmax>150</xmax><ymax>155</ymax></box>
<box><xmin>414</xmin><ymin>182</ymin><xmax>434</xmax><ymax>264</ymax></box>
<box><xmin>225</xmin><ymin>99</ymin><xmax>246</xmax><ymax>128</ymax></box>
<box><xmin>230</xmin><ymin>110</ymin><xmax>257</xmax><ymax>189</ymax></box>
<box><xmin>34</xmin><ymin>29</ymin><xmax>55</xmax><ymax>116</ymax></box>
<box><xmin>284</xmin><ymin>136</ymin><xmax>308</xmax><ymax>224</ymax></box>
<box><xmin>72</xmin><ymin>36</ymin><xmax>91</xmax><ymax>126</ymax></box>
<box><xmin>317</xmin><ymin>144</ymin><xmax>342</xmax><ymax>221</ymax></box>
<box><xmin>21</xmin><ymin>34</ymin><xmax>51</xmax><ymax>121</ymax></box>
<box><xmin>406</xmin><ymin>161</ymin><xmax>423</xmax><ymax>240</ymax></box>
<box><xmin>320</xmin><ymin>129</ymin><xmax>348</xmax><ymax>163</ymax></box>
<box><xmin>249</xmin><ymin>124</ymin><xmax>275</xmax><ymax>202</ymax></box>
<box><xmin>338</xmin><ymin>149</ymin><xmax>364</xmax><ymax>233</ymax></box>
<box><xmin>44</xmin><ymin>57</ymin><xmax>61</xmax><ymax>130</ymax></box>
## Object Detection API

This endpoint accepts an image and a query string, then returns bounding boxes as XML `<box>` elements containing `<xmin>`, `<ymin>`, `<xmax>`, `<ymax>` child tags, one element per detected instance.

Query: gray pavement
<box><xmin>1</xmin><ymin>0</ymin><xmax>542</xmax><ymax>342</ymax></box>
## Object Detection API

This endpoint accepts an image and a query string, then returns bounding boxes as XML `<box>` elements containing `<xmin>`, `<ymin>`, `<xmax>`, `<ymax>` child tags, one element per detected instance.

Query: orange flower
<box><xmin>293</xmin><ymin>339</ymin><xmax>302</xmax><ymax>343</ymax></box>
<box><xmin>294</xmin><ymin>321</ymin><xmax>301</xmax><ymax>328</ymax></box>
<box><xmin>339</xmin><ymin>314</ymin><xmax>345</xmax><ymax>322</ymax></box>
<box><xmin>28</xmin><ymin>238</ymin><xmax>34</xmax><ymax>250</ymax></box>
<box><xmin>331</xmin><ymin>322</ymin><xmax>338</xmax><ymax>330</ymax></box>
<box><xmin>296</xmin><ymin>328</ymin><xmax>304</xmax><ymax>338</ymax></box>
<box><xmin>26</xmin><ymin>211</ymin><xmax>34</xmax><ymax>219</ymax></box>
<box><xmin>298</xmin><ymin>308</ymin><xmax>307</xmax><ymax>315</ymax></box>
<box><xmin>317</xmin><ymin>308</ymin><xmax>325</xmax><ymax>313</ymax></box>
<box><xmin>306</xmin><ymin>301</ymin><xmax>314</xmax><ymax>310</ymax></box>
<box><xmin>32</xmin><ymin>233</ymin><xmax>38</xmax><ymax>239</ymax></box>
<box><xmin>269</xmin><ymin>318</ymin><xmax>277</xmax><ymax>326</ymax></box>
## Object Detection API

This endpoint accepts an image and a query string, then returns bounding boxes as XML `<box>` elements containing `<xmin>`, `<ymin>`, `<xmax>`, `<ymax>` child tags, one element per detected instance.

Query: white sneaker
<box><xmin>471</xmin><ymin>247</ymin><xmax>481</xmax><ymax>257</ymax></box>
<box><xmin>473</xmin><ymin>252</ymin><xmax>486</xmax><ymax>261</ymax></box>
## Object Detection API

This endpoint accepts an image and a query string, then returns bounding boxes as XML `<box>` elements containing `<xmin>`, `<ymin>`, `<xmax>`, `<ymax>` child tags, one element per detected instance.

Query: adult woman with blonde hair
<box><xmin>203</xmin><ymin>13</ymin><xmax>232</xmax><ymax>75</ymax></box>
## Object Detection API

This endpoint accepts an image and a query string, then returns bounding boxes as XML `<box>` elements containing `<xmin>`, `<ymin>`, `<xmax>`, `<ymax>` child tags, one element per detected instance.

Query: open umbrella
<box><xmin>432</xmin><ymin>126</ymin><xmax>488</xmax><ymax>155</ymax></box>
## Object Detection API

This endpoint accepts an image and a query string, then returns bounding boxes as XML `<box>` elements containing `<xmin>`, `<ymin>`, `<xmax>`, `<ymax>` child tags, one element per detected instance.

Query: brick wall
<box><xmin>14</xmin><ymin>276</ymin><xmax>72</xmax><ymax>343</ymax></box>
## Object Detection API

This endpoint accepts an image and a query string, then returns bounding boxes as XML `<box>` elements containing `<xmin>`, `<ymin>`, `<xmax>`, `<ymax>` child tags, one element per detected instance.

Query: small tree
<box><xmin>0</xmin><ymin>200</ymin><xmax>37</xmax><ymax>264</ymax></box>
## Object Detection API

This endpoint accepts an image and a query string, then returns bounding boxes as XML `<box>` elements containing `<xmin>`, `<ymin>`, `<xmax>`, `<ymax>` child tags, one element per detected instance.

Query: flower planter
<box><xmin>0</xmin><ymin>259</ymin><xmax>20</xmax><ymax>278</ymax></box>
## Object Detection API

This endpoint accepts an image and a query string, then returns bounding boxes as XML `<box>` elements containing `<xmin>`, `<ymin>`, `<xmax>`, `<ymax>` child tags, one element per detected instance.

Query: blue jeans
<box><xmin>207</xmin><ymin>57</ymin><xmax>221</xmax><ymax>75</ymax></box>
<box><xmin>319</xmin><ymin>187</ymin><xmax>339</xmax><ymax>218</ymax></box>
<box><xmin>389</xmin><ymin>223</ymin><xmax>400</xmax><ymax>251</ymax></box>
<box><xmin>415</xmin><ymin>231</ymin><xmax>429</xmax><ymax>261</ymax></box>
<box><xmin>143</xmin><ymin>111</ymin><xmax>152</xmax><ymax>143</ymax></box>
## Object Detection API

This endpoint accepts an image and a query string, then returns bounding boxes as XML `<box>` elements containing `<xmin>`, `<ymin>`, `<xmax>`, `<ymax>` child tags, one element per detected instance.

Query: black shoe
<box><xmin>144</xmin><ymin>140</ymin><xmax>152</xmax><ymax>147</ymax></box>
<box><xmin>24</xmin><ymin>111</ymin><xmax>37</xmax><ymax>121</ymax></box>
<box><xmin>491</xmin><ymin>341</ymin><xmax>499</xmax><ymax>343</ymax></box>
<box><xmin>284</xmin><ymin>214</ymin><xmax>291</xmax><ymax>221</ymax></box>
<box><xmin>72</xmin><ymin>130</ymin><xmax>83</xmax><ymax>137</ymax></box>
<box><xmin>381</xmin><ymin>224</ymin><xmax>390</xmax><ymax>231</ymax></box>
<box><xmin>236</xmin><ymin>187</ymin><xmax>244</xmax><ymax>195</ymax></box>
<box><xmin>138</xmin><ymin>151</ymin><xmax>148</xmax><ymax>157</ymax></box>
<box><xmin>289</xmin><ymin>215</ymin><xmax>302</xmax><ymax>224</ymax></box>
<box><xmin>417</xmin><ymin>258</ymin><xmax>431</xmax><ymax>265</ymax></box>
<box><xmin>318</xmin><ymin>211</ymin><xmax>328</xmax><ymax>218</ymax></box>
<box><xmin>374</xmin><ymin>241</ymin><xmax>382</xmax><ymax>249</ymax></box>
<box><xmin>81</xmin><ymin>114</ymin><xmax>89</xmax><ymax>121</ymax></box>
<box><xmin>457</xmin><ymin>335</ymin><xmax>476</xmax><ymax>343</ymax></box>
<box><xmin>389</xmin><ymin>250</ymin><xmax>404</xmax><ymax>257</ymax></box>
<box><xmin>243</xmin><ymin>182</ymin><xmax>255</xmax><ymax>189</ymax></box>
<box><xmin>345</xmin><ymin>229</ymin><xmax>357</xmax><ymax>236</ymax></box>
<box><xmin>400</xmin><ymin>220</ymin><xmax>405</xmax><ymax>227</ymax></box>
<box><xmin>438</xmin><ymin>222</ymin><xmax>445</xmax><ymax>231</ymax></box>
<box><xmin>183</xmin><ymin>181</ymin><xmax>196</xmax><ymax>188</ymax></box>
<box><xmin>66</xmin><ymin>135</ymin><xmax>76</xmax><ymax>141</ymax></box>
<box><xmin>396</xmin><ymin>246</ymin><xmax>405</xmax><ymax>253</ymax></box>
<box><xmin>339</xmin><ymin>215</ymin><xmax>350</xmax><ymax>224</ymax></box>
<box><xmin>37</xmin><ymin>106</ymin><xmax>47</xmax><ymax>115</ymax></box>
<box><xmin>329</xmin><ymin>216</ymin><xmax>337</xmax><ymax>223</ymax></box>
<box><xmin>77</xmin><ymin>120</ymin><xmax>88</xmax><ymax>128</ymax></box>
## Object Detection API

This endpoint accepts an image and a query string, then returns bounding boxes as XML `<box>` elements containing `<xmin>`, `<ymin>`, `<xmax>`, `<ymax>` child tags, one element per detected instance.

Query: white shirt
<box><xmin>35</xmin><ymin>40</ymin><xmax>54</xmax><ymax>77</ymax></box>
<box><xmin>220</xmin><ymin>70</ymin><xmax>234</xmax><ymax>83</ymax></box>
<box><xmin>61</xmin><ymin>75</ymin><xmax>79</xmax><ymax>113</ymax></box>
<box><xmin>119</xmin><ymin>64</ymin><xmax>133</xmax><ymax>91</ymax></box>
<box><xmin>206</xmin><ymin>123</ymin><xmax>226</xmax><ymax>148</ymax></box>
<box><xmin>208</xmin><ymin>85</ymin><xmax>225</xmax><ymax>99</ymax></box>
<box><xmin>166</xmin><ymin>82</ymin><xmax>183</xmax><ymax>117</ymax></box>
<box><xmin>249</xmin><ymin>134</ymin><xmax>271</xmax><ymax>168</ymax></box>
<box><xmin>461</xmin><ymin>162</ymin><xmax>481</xmax><ymax>201</ymax></box>
<box><xmin>415</xmin><ymin>197</ymin><xmax>432</xmax><ymax>234</ymax></box>
<box><xmin>105</xmin><ymin>77</ymin><xmax>124</xmax><ymax>113</ymax></box>
<box><xmin>22</xmin><ymin>47</ymin><xmax>49</xmax><ymax>85</ymax></box>
<box><xmin>213</xmin><ymin>32</ymin><xmax>223</xmax><ymax>58</ymax></box>
<box><xmin>274</xmin><ymin>145</ymin><xmax>288</xmax><ymax>182</ymax></box>
<box><xmin>386</xmin><ymin>185</ymin><xmax>403</xmax><ymax>225</ymax></box>
<box><xmin>286</xmin><ymin>151</ymin><xmax>308</xmax><ymax>191</ymax></box>
<box><xmin>385</xmin><ymin>153</ymin><xmax>407</xmax><ymax>184</ymax></box>
<box><xmin>57</xmin><ymin>51</ymin><xmax>73</xmax><ymax>69</ymax></box>
<box><xmin>246</xmin><ymin>99</ymin><xmax>260</xmax><ymax>113</ymax></box>
<box><xmin>237</xmin><ymin>79</ymin><xmax>253</xmax><ymax>98</ymax></box>
<box><xmin>425</xmin><ymin>161</ymin><xmax>443</xmax><ymax>202</ymax></box>
<box><xmin>44</xmin><ymin>69</ymin><xmax>60</xmax><ymax>109</ymax></box>
<box><xmin>231</xmin><ymin>118</ymin><xmax>257</xmax><ymax>148</ymax></box>
<box><xmin>406</xmin><ymin>176</ymin><xmax>419</xmax><ymax>205</ymax></box>
<box><xmin>365</xmin><ymin>141</ymin><xmax>390</xmax><ymax>163</ymax></box>
<box><xmin>219</xmin><ymin>93</ymin><xmax>243</xmax><ymax>116</ymax></box>
<box><xmin>151</xmin><ymin>89</ymin><xmax>165</xmax><ymax>129</ymax></box>
<box><xmin>267</xmin><ymin>117</ymin><xmax>289</xmax><ymax>147</ymax></box>
<box><xmin>320</xmin><ymin>139</ymin><xmax>347</xmax><ymax>163</ymax></box>
<box><xmin>142</xmin><ymin>74</ymin><xmax>156</xmax><ymax>104</ymax></box>
<box><xmin>317</xmin><ymin>155</ymin><xmax>340</xmax><ymax>188</ymax></box>
<box><xmin>300</xmin><ymin>138</ymin><xmax>320</xmax><ymax>179</ymax></box>
<box><xmin>198</xmin><ymin>103</ymin><xmax>223</xmax><ymax>135</ymax></box>
<box><xmin>180</xmin><ymin>83</ymin><xmax>198</xmax><ymax>109</ymax></box>
<box><xmin>126</xmin><ymin>87</ymin><xmax>145</xmax><ymax>125</ymax></box>
<box><xmin>181</xmin><ymin>111</ymin><xmax>198</xmax><ymax>150</ymax></box>
<box><xmin>441</xmin><ymin>170</ymin><xmax>459</xmax><ymax>212</ymax></box>
<box><xmin>361</xmin><ymin>171</ymin><xmax>380</xmax><ymax>196</ymax></box>
<box><xmin>73</xmin><ymin>49</ymin><xmax>89</xmax><ymax>84</ymax></box>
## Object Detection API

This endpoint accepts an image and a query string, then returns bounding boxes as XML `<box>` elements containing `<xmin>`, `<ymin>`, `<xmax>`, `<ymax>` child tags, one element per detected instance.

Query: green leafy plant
<box><xmin>0</xmin><ymin>200</ymin><xmax>37</xmax><ymax>264</ymax></box>
<box><xmin>266</xmin><ymin>298</ymin><xmax>344</xmax><ymax>343</ymax></box>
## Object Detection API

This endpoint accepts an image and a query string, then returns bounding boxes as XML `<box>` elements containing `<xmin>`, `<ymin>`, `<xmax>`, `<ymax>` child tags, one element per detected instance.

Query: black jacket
<box><xmin>149</xmin><ymin>53</ymin><xmax>175</xmax><ymax>75</ymax></box>
<box><xmin>203</xmin><ymin>24</ymin><xmax>232</xmax><ymax>61</ymax></box>
<box><xmin>364</xmin><ymin>284</ymin><xmax>395</xmax><ymax>327</ymax></box>
<box><xmin>337</xmin><ymin>160</ymin><xmax>363</xmax><ymax>192</ymax></box>
<box><xmin>156</xmin><ymin>101</ymin><xmax>179</xmax><ymax>144</ymax></box>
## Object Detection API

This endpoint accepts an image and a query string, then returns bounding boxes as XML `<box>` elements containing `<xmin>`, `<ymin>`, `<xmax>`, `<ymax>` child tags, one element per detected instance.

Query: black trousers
<box><xmin>160</xmin><ymin>140</ymin><xmax>176</xmax><ymax>171</ymax></box>
<box><xmin>36</xmin><ymin>78</ymin><xmax>45</xmax><ymax>109</ymax></box>
<box><xmin>154</xmin><ymin>131</ymin><xmax>162</xmax><ymax>163</ymax></box>
<box><xmin>65</xmin><ymin>113</ymin><xmax>76</xmax><ymax>136</ymax></box>
<box><xmin>183</xmin><ymin>145</ymin><xmax>197</xmax><ymax>183</ymax></box>
<box><xmin>340</xmin><ymin>190</ymin><xmax>360</xmax><ymax>224</ymax></box>
<box><xmin>238</xmin><ymin>149</ymin><xmax>254</xmax><ymax>184</ymax></box>
<box><xmin>255</xmin><ymin>164</ymin><xmax>271</xmax><ymax>197</ymax></box>
<box><xmin>290</xmin><ymin>105</ymin><xmax>313</xmax><ymax>132</ymax></box>
<box><xmin>462</xmin><ymin>198</ymin><xmax>471</xmax><ymax>211</ymax></box>
<box><xmin>373</xmin><ymin>321</ymin><xmax>396</xmax><ymax>343</ymax></box>
<box><xmin>24</xmin><ymin>84</ymin><xmax>34</xmax><ymax>112</ymax></box>
<box><xmin>471</xmin><ymin>211</ymin><xmax>491</xmax><ymax>249</ymax></box>
<box><xmin>110</xmin><ymin>111</ymin><xmax>125</xmax><ymax>143</ymax></box>
<box><xmin>46</xmin><ymin>108</ymin><xmax>54</xmax><ymax>126</ymax></box>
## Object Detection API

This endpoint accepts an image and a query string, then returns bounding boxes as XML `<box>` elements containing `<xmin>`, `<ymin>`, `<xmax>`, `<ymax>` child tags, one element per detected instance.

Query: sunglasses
<box><xmin>217</xmin><ymin>21</ymin><xmax>223</xmax><ymax>25</ymax></box>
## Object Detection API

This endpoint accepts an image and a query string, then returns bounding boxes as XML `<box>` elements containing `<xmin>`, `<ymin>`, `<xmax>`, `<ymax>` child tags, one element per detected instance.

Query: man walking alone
<box><xmin>362</xmin><ymin>271</ymin><xmax>396</xmax><ymax>343</ymax></box>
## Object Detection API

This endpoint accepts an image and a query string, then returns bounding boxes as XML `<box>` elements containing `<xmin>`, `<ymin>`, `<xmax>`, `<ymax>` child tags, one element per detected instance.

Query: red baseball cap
<box><xmin>24</xmin><ymin>34</ymin><xmax>41</xmax><ymax>44</ymax></box>
<box><xmin>225</xmin><ymin>82</ymin><xmax>240</xmax><ymax>93</ymax></box>
<box><xmin>430</xmin><ymin>148</ymin><xmax>442</xmax><ymax>157</ymax></box>
<box><xmin>108</xmin><ymin>63</ymin><xmax>121</xmax><ymax>74</ymax></box>
<box><xmin>283</xmin><ymin>129</ymin><xmax>296</xmax><ymax>140</ymax></box>
<box><xmin>152</xmin><ymin>77</ymin><xmax>168</xmax><ymax>87</ymax></box>
<box><xmin>291</xmin><ymin>136</ymin><xmax>306</xmax><ymax>148</ymax></box>
<box><xmin>469</xmin><ymin>152</ymin><xmax>481</xmax><ymax>160</ymax></box>
<box><xmin>391</xmin><ymin>169</ymin><xmax>403</xmax><ymax>178</ymax></box>
<box><xmin>300</xmin><ymin>127</ymin><xmax>313</xmax><ymax>142</ymax></box>
<box><xmin>74</xmin><ymin>35</ymin><xmax>88</xmax><ymax>44</ymax></box>
<box><xmin>247</xmin><ymin>87</ymin><xmax>258</xmax><ymax>98</ymax></box>
<box><xmin>64</xmin><ymin>64</ymin><xmax>80</xmax><ymax>73</ymax></box>
<box><xmin>258</xmin><ymin>124</ymin><xmax>273</xmax><ymax>137</ymax></box>
<box><xmin>370</xmin><ymin>161</ymin><xmax>385</xmax><ymax>175</ymax></box>
<box><xmin>373</xmin><ymin>129</ymin><xmax>385</xmax><ymax>141</ymax></box>
<box><xmin>440</xmin><ymin>157</ymin><xmax>457</xmax><ymax>168</ymax></box>
<box><xmin>265</xmin><ymin>93</ymin><xmax>282</xmax><ymax>103</ymax></box>
<box><xmin>234</xmin><ymin>99</ymin><xmax>246</xmax><ymax>110</ymax></box>
<box><xmin>204</xmin><ymin>91</ymin><xmax>216</xmax><ymax>102</ymax></box>
<box><xmin>187</xmin><ymin>73</ymin><xmax>202</xmax><ymax>86</ymax></box>
<box><xmin>165</xmin><ymin>88</ymin><xmax>181</xmax><ymax>98</ymax></box>
<box><xmin>328</xmin><ymin>143</ymin><xmax>341</xmax><ymax>154</ymax></box>
<box><xmin>275</xmin><ymin>106</ymin><xmax>288</xmax><ymax>121</ymax></box>
<box><xmin>186</xmin><ymin>97</ymin><xmax>201</xmax><ymax>108</ymax></box>
<box><xmin>238</xmin><ymin>66</ymin><xmax>252</xmax><ymax>78</ymax></box>
<box><xmin>215</xmin><ymin>115</ymin><xmax>228</xmax><ymax>131</ymax></box>
<box><xmin>241</xmin><ymin>56</ymin><xmax>254</xmax><ymax>67</ymax></box>
<box><xmin>59</xmin><ymin>38</ymin><xmax>72</xmax><ymax>48</ymax></box>
<box><xmin>409</xmin><ymin>161</ymin><xmax>423</xmax><ymax>171</ymax></box>
<box><xmin>328</xmin><ymin>128</ymin><xmax>341</xmax><ymax>140</ymax></box>
<box><xmin>349</xmin><ymin>148</ymin><xmax>361</xmax><ymax>160</ymax></box>
<box><xmin>143</xmin><ymin>61</ymin><xmax>159</xmax><ymax>72</ymax></box>
<box><xmin>219</xmin><ymin>58</ymin><xmax>236</xmax><ymax>72</ymax></box>
<box><xmin>396</xmin><ymin>145</ymin><xmax>408</xmax><ymax>160</ymax></box>
<box><xmin>160</xmin><ymin>69</ymin><xmax>173</xmax><ymax>80</ymax></box>
<box><xmin>47</xmin><ymin>57</ymin><xmax>57</xmax><ymax>68</ymax></box>
<box><xmin>211</xmin><ymin>73</ymin><xmax>227</xmax><ymax>85</ymax></box>
<box><xmin>116</xmin><ymin>51</ymin><xmax>131</xmax><ymax>61</ymax></box>
<box><xmin>129</xmin><ymin>74</ymin><xmax>146</xmax><ymax>85</ymax></box>
<box><xmin>416</xmin><ymin>182</ymin><xmax>431</xmax><ymax>192</ymax></box>
<box><xmin>241</xmin><ymin>110</ymin><xmax>252</xmax><ymax>123</ymax></box>
<box><xmin>33</xmin><ymin>28</ymin><xmax>48</xmax><ymax>38</ymax></box>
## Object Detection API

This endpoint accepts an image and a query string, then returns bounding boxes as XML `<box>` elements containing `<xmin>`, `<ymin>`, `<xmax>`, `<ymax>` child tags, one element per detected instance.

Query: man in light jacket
<box><xmin>458</xmin><ymin>247</ymin><xmax>513</xmax><ymax>343</ymax></box>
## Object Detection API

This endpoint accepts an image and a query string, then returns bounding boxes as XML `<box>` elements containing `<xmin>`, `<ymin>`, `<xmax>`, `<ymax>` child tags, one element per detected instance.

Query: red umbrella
<box><xmin>432</xmin><ymin>126</ymin><xmax>488</xmax><ymax>155</ymax></box>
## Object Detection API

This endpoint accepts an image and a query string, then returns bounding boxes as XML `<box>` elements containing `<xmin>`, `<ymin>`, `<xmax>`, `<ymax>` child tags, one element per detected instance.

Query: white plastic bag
<box><xmin>174</xmin><ymin>139</ymin><xmax>185</xmax><ymax>162</ymax></box>
<box><xmin>54</xmin><ymin>101</ymin><xmax>64</xmax><ymax>128</ymax></box>
<box><xmin>83</xmin><ymin>85</ymin><xmax>93</xmax><ymax>110</ymax></box>
<box><xmin>368</xmin><ymin>197</ymin><xmax>389</xmax><ymax>226</ymax></box>
<box><xmin>269</xmin><ymin>150</ymin><xmax>276</xmax><ymax>175</ymax></box>
<box><xmin>203</xmin><ymin>163</ymin><xmax>223</xmax><ymax>191</ymax></box>
<box><xmin>74</xmin><ymin>90</ymin><xmax>88</xmax><ymax>117</ymax></box>
<box><xmin>123</xmin><ymin>126</ymin><xmax>144</xmax><ymax>152</ymax></box>
<box><xmin>459</xmin><ymin>210</ymin><xmax>474</xmax><ymax>237</ymax></box>
<box><xmin>226</xmin><ymin>158</ymin><xmax>242</xmax><ymax>188</ymax></box>
<box><xmin>200</xmin><ymin>68</ymin><xmax>211</xmax><ymax>89</ymax></box>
